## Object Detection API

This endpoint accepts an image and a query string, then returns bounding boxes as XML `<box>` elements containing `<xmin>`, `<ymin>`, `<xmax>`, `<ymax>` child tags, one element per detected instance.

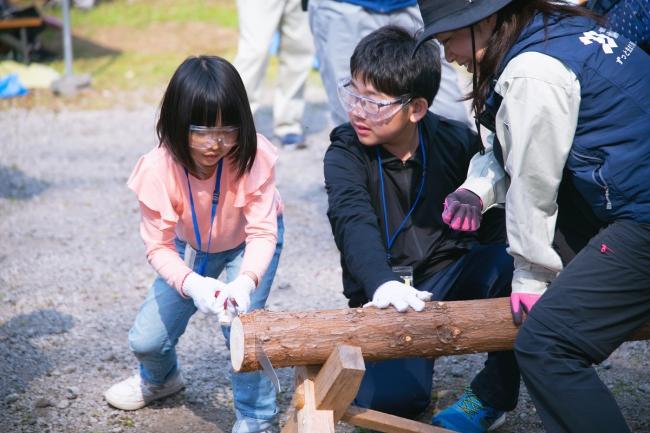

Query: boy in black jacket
<box><xmin>324</xmin><ymin>26</ymin><xmax>518</xmax><ymax>433</ymax></box>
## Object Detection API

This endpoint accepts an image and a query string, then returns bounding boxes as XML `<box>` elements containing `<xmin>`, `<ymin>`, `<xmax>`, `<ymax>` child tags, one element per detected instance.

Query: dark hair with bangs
<box><xmin>473</xmin><ymin>0</ymin><xmax>601</xmax><ymax>114</ymax></box>
<box><xmin>156</xmin><ymin>55</ymin><xmax>256</xmax><ymax>180</ymax></box>
<box><xmin>350</xmin><ymin>25</ymin><xmax>441</xmax><ymax>106</ymax></box>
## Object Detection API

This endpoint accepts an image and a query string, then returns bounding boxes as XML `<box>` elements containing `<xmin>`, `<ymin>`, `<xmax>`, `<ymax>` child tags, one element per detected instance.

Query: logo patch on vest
<box><xmin>579</xmin><ymin>29</ymin><xmax>618</xmax><ymax>54</ymax></box>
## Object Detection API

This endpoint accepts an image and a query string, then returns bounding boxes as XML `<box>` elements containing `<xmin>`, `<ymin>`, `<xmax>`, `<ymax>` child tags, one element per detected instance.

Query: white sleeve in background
<box><xmin>495</xmin><ymin>52</ymin><xmax>581</xmax><ymax>295</ymax></box>
<box><xmin>432</xmin><ymin>44</ymin><xmax>475</xmax><ymax>130</ymax></box>
<box><xmin>460</xmin><ymin>132</ymin><xmax>509</xmax><ymax>211</ymax></box>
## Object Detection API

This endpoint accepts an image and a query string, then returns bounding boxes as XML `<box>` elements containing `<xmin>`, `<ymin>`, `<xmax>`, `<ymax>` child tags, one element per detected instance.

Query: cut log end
<box><xmin>230</xmin><ymin>316</ymin><xmax>245</xmax><ymax>372</ymax></box>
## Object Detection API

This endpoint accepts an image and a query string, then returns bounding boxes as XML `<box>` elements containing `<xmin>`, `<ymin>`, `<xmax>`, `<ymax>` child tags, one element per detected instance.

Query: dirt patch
<box><xmin>78</xmin><ymin>21</ymin><xmax>238</xmax><ymax>55</ymax></box>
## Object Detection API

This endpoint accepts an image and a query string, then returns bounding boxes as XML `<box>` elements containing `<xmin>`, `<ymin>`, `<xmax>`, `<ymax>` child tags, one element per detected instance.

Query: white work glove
<box><xmin>363</xmin><ymin>280</ymin><xmax>433</xmax><ymax>312</ymax></box>
<box><xmin>182</xmin><ymin>272</ymin><xmax>225</xmax><ymax>315</ymax></box>
<box><xmin>215</xmin><ymin>274</ymin><xmax>256</xmax><ymax>317</ymax></box>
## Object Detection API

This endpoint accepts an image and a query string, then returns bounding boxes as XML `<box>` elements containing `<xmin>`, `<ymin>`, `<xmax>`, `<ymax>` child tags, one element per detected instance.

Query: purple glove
<box><xmin>442</xmin><ymin>188</ymin><xmax>483</xmax><ymax>231</ymax></box>
<box><xmin>510</xmin><ymin>293</ymin><xmax>541</xmax><ymax>326</ymax></box>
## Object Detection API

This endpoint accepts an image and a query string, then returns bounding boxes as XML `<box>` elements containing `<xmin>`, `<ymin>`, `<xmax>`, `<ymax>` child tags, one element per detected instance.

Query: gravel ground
<box><xmin>1</xmin><ymin>83</ymin><xmax>649</xmax><ymax>433</ymax></box>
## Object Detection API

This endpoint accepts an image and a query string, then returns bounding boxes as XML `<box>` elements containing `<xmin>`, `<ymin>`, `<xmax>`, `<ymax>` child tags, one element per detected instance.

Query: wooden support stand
<box><xmin>281</xmin><ymin>344</ymin><xmax>456</xmax><ymax>433</ymax></box>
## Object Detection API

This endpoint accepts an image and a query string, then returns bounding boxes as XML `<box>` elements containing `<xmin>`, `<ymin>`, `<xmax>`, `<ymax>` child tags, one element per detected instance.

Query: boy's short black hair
<box><xmin>350</xmin><ymin>25</ymin><xmax>441</xmax><ymax>107</ymax></box>
<box><xmin>157</xmin><ymin>55</ymin><xmax>256</xmax><ymax>179</ymax></box>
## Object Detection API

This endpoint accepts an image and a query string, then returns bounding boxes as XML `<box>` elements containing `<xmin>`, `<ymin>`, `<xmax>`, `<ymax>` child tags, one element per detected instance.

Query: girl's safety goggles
<box><xmin>337</xmin><ymin>78</ymin><xmax>412</xmax><ymax>122</ymax></box>
<box><xmin>189</xmin><ymin>125</ymin><xmax>240</xmax><ymax>150</ymax></box>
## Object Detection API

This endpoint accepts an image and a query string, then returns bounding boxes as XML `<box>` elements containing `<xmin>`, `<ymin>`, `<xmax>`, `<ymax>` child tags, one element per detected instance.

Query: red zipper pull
<box><xmin>600</xmin><ymin>243</ymin><xmax>614</xmax><ymax>254</ymax></box>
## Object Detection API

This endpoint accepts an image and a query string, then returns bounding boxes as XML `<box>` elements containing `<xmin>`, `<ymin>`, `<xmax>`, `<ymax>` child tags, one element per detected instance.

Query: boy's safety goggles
<box><xmin>337</xmin><ymin>78</ymin><xmax>412</xmax><ymax>122</ymax></box>
<box><xmin>189</xmin><ymin>125</ymin><xmax>239</xmax><ymax>150</ymax></box>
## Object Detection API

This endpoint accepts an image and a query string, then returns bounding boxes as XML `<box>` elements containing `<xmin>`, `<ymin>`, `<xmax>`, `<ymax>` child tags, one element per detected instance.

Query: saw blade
<box><xmin>255</xmin><ymin>336</ymin><xmax>281</xmax><ymax>393</ymax></box>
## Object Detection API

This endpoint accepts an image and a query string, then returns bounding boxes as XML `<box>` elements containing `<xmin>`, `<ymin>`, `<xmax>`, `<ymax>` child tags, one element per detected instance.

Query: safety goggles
<box><xmin>337</xmin><ymin>78</ymin><xmax>412</xmax><ymax>122</ymax></box>
<box><xmin>189</xmin><ymin>125</ymin><xmax>240</xmax><ymax>150</ymax></box>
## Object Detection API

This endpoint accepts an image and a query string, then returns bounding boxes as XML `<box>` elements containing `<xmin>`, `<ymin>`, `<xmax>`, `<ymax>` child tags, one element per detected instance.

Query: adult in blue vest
<box><xmin>587</xmin><ymin>0</ymin><xmax>650</xmax><ymax>52</ymax></box>
<box><xmin>415</xmin><ymin>1</ymin><xmax>650</xmax><ymax>432</ymax></box>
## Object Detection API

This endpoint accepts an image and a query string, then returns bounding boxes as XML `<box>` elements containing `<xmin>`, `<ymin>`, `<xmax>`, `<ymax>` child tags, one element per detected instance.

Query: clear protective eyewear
<box><xmin>189</xmin><ymin>125</ymin><xmax>240</xmax><ymax>150</ymax></box>
<box><xmin>337</xmin><ymin>78</ymin><xmax>412</xmax><ymax>122</ymax></box>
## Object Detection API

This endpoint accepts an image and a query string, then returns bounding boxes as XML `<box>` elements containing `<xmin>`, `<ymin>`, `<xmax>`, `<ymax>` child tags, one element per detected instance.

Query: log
<box><xmin>230</xmin><ymin>297</ymin><xmax>650</xmax><ymax>372</ymax></box>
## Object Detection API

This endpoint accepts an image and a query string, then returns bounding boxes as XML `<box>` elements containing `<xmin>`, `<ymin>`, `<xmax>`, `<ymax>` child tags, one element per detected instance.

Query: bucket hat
<box><xmin>415</xmin><ymin>0</ymin><xmax>513</xmax><ymax>50</ymax></box>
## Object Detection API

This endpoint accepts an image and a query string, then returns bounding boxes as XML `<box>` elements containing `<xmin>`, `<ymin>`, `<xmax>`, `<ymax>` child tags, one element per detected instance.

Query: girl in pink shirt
<box><xmin>104</xmin><ymin>56</ymin><xmax>283</xmax><ymax>433</ymax></box>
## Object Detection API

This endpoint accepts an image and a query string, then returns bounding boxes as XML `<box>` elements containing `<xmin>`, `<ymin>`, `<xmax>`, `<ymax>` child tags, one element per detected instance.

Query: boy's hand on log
<box><xmin>442</xmin><ymin>188</ymin><xmax>482</xmax><ymax>231</ymax></box>
<box><xmin>364</xmin><ymin>281</ymin><xmax>432</xmax><ymax>312</ymax></box>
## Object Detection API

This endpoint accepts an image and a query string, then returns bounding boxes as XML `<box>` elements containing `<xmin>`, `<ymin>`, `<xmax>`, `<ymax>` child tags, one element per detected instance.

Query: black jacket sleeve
<box><xmin>324</xmin><ymin>125</ymin><xmax>397</xmax><ymax>300</ymax></box>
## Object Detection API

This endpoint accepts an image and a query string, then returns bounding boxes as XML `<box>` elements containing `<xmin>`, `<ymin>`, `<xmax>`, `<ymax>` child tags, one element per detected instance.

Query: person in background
<box><xmin>308</xmin><ymin>0</ymin><xmax>474</xmax><ymax>129</ymax></box>
<box><xmin>324</xmin><ymin>26</ymin><xmax>519</xmax><ymax>433</ymax></box>
<box><xmin>104</xmin><ymin>56</ymin><xmax>283</xmax><ymax>433</ymax></box>
<box><xmin>586</xmin><ymin>0</ymin><xmax>650</xmax><ymax>52</ymax></box>
<box><xmin>233</xmin><ymin>0</ymin><xmax>314</xmax><ymax>150</ymax></box>
<box><xmin>416</xmin><ymin>0</ymin><xmax>650</xmax><ymax>432</ymax></box>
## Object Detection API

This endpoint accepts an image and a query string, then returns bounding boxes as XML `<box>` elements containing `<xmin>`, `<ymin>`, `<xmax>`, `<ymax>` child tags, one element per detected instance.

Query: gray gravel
<box><xmin>1</xmin><ymin>83</ymin><xmax>649</xmax><ymax>433</ymax></box>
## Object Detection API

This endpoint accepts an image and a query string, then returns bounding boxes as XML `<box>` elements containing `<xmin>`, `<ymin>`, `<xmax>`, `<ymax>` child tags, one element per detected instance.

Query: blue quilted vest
<box><xmin>480</xmin><ymin>13</ymin><xmax>650</xmax><ymax>223</ymax></box>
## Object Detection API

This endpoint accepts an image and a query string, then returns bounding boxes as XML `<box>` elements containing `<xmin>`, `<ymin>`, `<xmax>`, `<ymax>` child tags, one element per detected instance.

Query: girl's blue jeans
<box><xmin>127</xmin><ymin>216</ymin><xmax>284</xmax><ymax>427</ymax></box>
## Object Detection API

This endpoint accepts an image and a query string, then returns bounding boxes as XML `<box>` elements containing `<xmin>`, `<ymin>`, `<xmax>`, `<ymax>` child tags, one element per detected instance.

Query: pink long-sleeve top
<box><xmin>127</xmin><ymin>134</ymin><xmax>283</xmax><ymax>293</ymax></box>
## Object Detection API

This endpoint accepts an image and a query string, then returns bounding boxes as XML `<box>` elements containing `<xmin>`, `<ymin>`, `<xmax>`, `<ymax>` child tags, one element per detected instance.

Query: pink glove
<box><xmin>442</xmin><ymin>188</ymin><xmax>483</xmax><ymax>231</ymax></box>
<box><xmin>510</xmin><ymin>293</ymin><xmax>541</xmax><ymax>326</ymax></box>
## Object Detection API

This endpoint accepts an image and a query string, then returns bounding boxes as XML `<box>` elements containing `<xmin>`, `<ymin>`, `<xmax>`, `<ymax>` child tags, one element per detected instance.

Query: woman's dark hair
<box><xmin>156</xmin><ymin>55</ymin><xmax>256</xmax><ymax>179</ymax></box>
<box><xmin>473</xmin><ymin>0</ymin><xmax>601</xmax><ymax>114</ymax></box>
<box><xmin>351</xmin><ymin>25</ymin><xmax>441</xmax><ymax>106</ymax></box>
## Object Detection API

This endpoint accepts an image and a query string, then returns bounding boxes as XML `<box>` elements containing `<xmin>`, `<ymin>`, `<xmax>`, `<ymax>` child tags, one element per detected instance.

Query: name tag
<box><xmin>392</xmin><ymin>265</ymin><xmax>414</xmax><ymax>287</ymax></box>
<box><xmin>184</xmin><ymin>243</ymin><xmax>197</xmax><ymax>269</ymax></box>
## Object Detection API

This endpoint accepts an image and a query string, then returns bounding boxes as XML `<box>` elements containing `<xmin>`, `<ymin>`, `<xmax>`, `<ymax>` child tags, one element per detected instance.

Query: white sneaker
<box><xmin>104</xmin><ymin>372</ymin><xmax>185</xmax><ymax>410</ymax></box>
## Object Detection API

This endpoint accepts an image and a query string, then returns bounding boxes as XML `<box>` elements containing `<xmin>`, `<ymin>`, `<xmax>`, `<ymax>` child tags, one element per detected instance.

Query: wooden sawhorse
<box><xmin>281</xmin><ymin>345</ymin><xmax>455</xmax><ymax>433</ymax></box>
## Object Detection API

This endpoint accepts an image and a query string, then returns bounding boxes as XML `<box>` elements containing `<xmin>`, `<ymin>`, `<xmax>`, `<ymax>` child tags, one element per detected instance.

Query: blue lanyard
<box><xmin>184</xmin><ymin>159</ymin><xmax>223</xmax><ymax>276</ymax></box>
<box><xmin>377</xmin><ymin>125</ymin><xmax>427</xmax><ymax>261</ymax></box>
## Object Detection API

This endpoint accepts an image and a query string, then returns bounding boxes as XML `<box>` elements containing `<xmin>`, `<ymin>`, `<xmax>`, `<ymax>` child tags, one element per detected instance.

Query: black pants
<box><xmin>354</xmin><ymin>244</ymin><xmax>519</xmax><ymax>418</ymax></box>
<box><xmin>515</xmin><ymin>220</ymin><xmax>650</xmax><ymax>433</ymax></box>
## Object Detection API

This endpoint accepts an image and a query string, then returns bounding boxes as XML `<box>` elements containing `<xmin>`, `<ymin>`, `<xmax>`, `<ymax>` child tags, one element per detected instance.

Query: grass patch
<box><xmin>3</xmin><ymin>0</ymin><xmax>321</xmax><ymax>110</ymax></box>
<box><xmin>42</xmin><ymin>0</ymin><xmax>238</xmax><ymax>30</ymax></box>
<box><xmin>57</xmin><ymin>51</ymin><xmax>192</xmax><ymax>90</ymax></box>
<box><xmin>2</xmin><ymin>0</ymin><xmax>239</xmax><ymax>108</ymax></box>
<box><xmin>119</xmin><ymin>415</ymin><xmax>136</xmax><ymax>428</ymax></box>
<box><xmin>611</xmin><ymin>380</ymin><xmax>638</xmax><ymax>397</ymax></box>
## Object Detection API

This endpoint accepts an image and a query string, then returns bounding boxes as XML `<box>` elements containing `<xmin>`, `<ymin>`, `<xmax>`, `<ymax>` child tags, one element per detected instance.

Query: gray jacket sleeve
<box><xmin>463</xmin><ymin>52</ymin><xmax>582</xmax><ymax>295</ymax></box>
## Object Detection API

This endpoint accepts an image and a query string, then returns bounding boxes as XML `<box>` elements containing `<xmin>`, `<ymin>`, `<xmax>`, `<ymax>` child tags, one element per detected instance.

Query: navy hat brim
<box><xmin>414</xmin><ymin>0</ymin><xmax>513</xmax><ymax>52</ymax></box>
